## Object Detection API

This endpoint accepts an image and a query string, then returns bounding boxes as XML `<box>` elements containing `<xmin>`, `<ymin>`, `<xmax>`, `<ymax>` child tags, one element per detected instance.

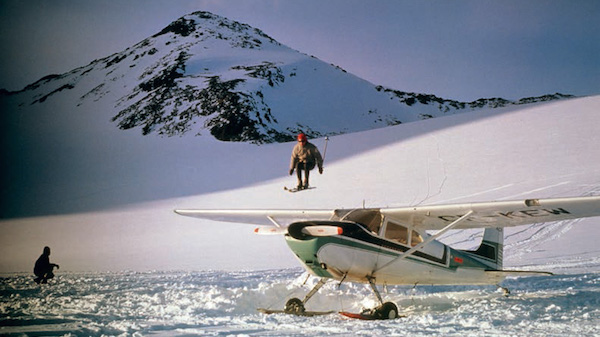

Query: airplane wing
<box><xmin>381</xmin><ymin>196</ymin><xmax>600</xmax><ymax>230</ymax></box>
<box><xmin>175</xmin><ymin>196</ymin><xmax>600</xmax><ymax>230</ymax></box>
<box><xmin>174</xmin><ymin>209</ymin><xmax>334</xmax><ymax>227</ymax></box>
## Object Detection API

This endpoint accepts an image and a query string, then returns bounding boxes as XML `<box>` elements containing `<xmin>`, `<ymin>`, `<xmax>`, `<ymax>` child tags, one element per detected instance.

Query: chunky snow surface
<box><xmin>1</xmin><ymin>270</ymin><xmax>599</xmax><ymax>336</ymax></box>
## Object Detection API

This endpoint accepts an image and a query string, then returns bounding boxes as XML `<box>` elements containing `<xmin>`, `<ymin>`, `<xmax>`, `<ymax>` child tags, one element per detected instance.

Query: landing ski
<box><xmin>257</xmin><ymin>308</ymin><xmax>334</xmax><ymax>317</ymax></box>
<box><xmin>339</xmin><ymin>311</ymin><xmax>378</xmax><ymax>320</ymax></box>
<box><xmin>339</xmin><ymin>311</ymin><xmax>406</xmax><ymax>320</ymax></box>
<box><xmin>339</xmin><ymin>302</ymin><xmax>404</xmax><ymax>320</ymax></box>
<box><xmin>284</xmin><ymin>186</ymin><xmax>316</xmax><ymax>193</ymax></box>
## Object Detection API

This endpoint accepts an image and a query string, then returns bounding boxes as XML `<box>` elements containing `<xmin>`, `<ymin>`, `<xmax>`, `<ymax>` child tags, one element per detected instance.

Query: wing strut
<box><xmin>373</xmin><ymin>210</ymin><xmax>474</xmax><ymax>273</ymax></box>
<box><xmin>267</xmin><ymin>215</ymin><xmax>282</xmax><ymax>228</ymax></box>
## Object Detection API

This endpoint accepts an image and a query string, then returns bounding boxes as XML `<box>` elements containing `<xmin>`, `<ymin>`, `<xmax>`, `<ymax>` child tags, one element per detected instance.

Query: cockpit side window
<box><xmin>363</xmin><ymin>213</ymin><xmax>383</xmax><ymax>234</ymax></box>
<box><xmin>410</xmin><ymin>230</ymin><xmax>423</xmax><ymax>247</ymax></box>
<box><xmin>384</xmin><ymin>221</ymin><xmax>409</xmax><ymax>245</ymax></box>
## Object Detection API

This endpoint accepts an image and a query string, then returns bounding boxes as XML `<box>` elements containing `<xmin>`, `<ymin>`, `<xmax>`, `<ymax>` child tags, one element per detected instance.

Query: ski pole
<box><xmin>322</xmin><ymin>136</ymin><xmax>329</xmax><ymax>164</ymax></box>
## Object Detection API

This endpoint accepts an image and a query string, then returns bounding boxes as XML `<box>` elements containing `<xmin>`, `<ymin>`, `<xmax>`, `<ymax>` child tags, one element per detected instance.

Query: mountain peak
<box><xmin>1</xmin><ymin>11</ymin><xmax>576</xmax><ymax>144</ymax></box>
<box><xmin>151</xmin><ymin>11</ymin><xmax>278</xmax><ymax>50</ymax></box>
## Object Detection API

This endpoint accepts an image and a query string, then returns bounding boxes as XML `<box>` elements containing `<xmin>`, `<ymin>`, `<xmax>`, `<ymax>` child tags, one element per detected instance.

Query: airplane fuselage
<box><xmin>285</xmin><ymin>221</ymin><xmax>506</xmax><ymax>286</ymax></box>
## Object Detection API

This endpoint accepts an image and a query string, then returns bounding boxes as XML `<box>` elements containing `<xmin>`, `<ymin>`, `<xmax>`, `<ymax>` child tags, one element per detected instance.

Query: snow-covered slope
<box><xmin>0</xmin><ymin>11</ymin><xmax>572</xmax><ymax>143</ymax></box>
<box><xmin>0</xmin><ymin>11</ymin><xmax>597</xmax><ymax>273</ymax></box>
<box><xmin>1</xmin><ymin>92</ymin><xmax>598</xmax><ymax>272</ymax></box>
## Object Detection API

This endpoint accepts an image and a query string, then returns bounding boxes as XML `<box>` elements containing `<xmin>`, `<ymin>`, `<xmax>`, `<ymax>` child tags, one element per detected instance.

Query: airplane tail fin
<box><xmin>464</xmin><ymin>227</ymin><xmax>504</xmax><ymax>270</ymax></box>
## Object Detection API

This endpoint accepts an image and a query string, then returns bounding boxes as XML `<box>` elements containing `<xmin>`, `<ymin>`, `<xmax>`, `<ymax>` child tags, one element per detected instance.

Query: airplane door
<box><xmin>382</xmin><ymin>218</ymin><xmax>446</xmax><ymax>261</ymax></box>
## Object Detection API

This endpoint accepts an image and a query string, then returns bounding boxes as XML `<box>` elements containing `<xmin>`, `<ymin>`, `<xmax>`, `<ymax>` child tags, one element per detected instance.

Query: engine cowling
<box><xmin>287</xmin><ymin>221</ymin><xmax>355</xmax><ymax>240</ymax></box>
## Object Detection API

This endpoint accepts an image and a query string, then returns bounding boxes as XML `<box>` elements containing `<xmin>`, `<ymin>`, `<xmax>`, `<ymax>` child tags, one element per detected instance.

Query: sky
<box><xmin>0</xmin><ymin>0</ymin><xmax>599</xmax><ymax>101</ymax></box>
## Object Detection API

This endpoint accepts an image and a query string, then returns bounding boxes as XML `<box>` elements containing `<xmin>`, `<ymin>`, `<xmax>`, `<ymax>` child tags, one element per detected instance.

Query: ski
<box><xmin>339</xmin><ymin>311</ymin><xmax>406</xmax><ymax>320</ymax></box>
<box><xmin>284</xmin><ymin>186</ymin><xmax>316</xmax><ymax>193</ymax></box>
<box><xmin>339</xmin><ymin>302</ymin><xmax>404</xmax><ymax>320</ymax></box>
<box><xmin>339</xmin><ymin>311</ymin><xmax>378</xmax><ymax>320</ymax></box>
<box><xmin>257</xmin><ymin>308</ymin><xmax>334</xmax><ymax>317</ymax></box>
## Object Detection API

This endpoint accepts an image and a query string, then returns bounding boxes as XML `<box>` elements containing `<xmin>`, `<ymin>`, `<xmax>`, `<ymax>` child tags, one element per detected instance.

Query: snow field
<box><xmin>1</xmin><ymin>270</ymin><xmax>598</xmax><ymax>336</ymax></box>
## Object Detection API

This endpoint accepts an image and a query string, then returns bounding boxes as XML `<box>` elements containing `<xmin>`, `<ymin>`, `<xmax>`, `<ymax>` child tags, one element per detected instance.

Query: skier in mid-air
<box><xmin>289</xmin><ymin>133</ymin><xmax>323</xmax><ymax>190</ymax></box>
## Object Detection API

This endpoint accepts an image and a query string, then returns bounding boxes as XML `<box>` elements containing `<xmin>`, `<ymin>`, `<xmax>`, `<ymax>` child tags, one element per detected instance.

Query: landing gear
<box><xmin>366</xmin><ymin>276</ymin><xmax>400</xmax><ymax>319</ymax></box>
<box><xmin>284</xmin><ymin>297</ymin><xmax>306</xmax><ymax>314</ymax></box>
<box><xmin>379</xmin><ymin>302</ymin><xmax>400</xmax><ymax>319</ymax></box>
<box><xmin>340</xmin><ymin>276</ymin><xmax>400</xmax><ymax>320</ymax></box>
<box><xmin>260</xmin><ymin>276</ymin><xmax>402</xmax><ymax>319</ymax></box>
<box><xmin>356</xmin><ymin>301</ymin><xmax>400</xmax><ymax>320</ymax></box>
<box><xmin>258</xmin><ymin>278</ymin><xmax>334</xmax><ymax>316</ymax></box>
<box><xmin>286</xmin><ymin>278</ymin><xmax>328</xmax><ymax>313</ymax></box>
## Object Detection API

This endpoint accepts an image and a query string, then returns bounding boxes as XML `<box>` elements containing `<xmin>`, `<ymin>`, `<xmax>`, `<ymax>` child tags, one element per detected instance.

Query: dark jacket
<box><xmin>34</xmin><ymin>253</ymin><xmax>53</xmax><ymax>276</ymax></box>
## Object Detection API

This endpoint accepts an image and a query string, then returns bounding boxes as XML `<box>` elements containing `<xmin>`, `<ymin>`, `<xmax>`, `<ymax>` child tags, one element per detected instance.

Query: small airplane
<box><xmin>175</xmin><ymin>195</ymin><xmax>600</xmax><ymax>319</ymax></box>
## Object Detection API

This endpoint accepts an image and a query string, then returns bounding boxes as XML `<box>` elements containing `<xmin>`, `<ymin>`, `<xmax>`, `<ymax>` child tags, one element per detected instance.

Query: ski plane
<box><xmin>175</xmin><ymin>196</ymin><xmax>600</xmax><ymax>319</ymax></box>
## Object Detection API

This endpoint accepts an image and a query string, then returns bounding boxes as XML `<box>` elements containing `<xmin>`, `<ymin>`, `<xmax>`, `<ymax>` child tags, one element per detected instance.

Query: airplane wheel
<box><xmin>377</xmin><ymin>302</ymin><xmax>399</xmax><ymax>320</ymax></box>
<box><xmin>284</xmin><ymin>298</ymin><xmax>305</xmax><ymax>314</ymax></box>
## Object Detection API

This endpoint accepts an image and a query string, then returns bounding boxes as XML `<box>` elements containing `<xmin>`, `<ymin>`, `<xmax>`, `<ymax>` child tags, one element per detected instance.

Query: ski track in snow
<box><xmin>411</xmin><ymin>134</ymin><xmax>448</xmax><ymax>207</ymax></box>
<box><xmin>1</xmin><ymin>270</ymin><xmax>598</xmax><ymax>337</ymax></box>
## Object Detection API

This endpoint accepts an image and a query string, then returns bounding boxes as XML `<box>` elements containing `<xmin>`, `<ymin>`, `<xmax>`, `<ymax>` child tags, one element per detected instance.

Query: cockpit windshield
<box><xmin>331</xmin><ymin>209</ymin><xmax>424</xmax><ymax>246</ymax></box>
<box><xmin>332</xmin><ymin>209</ymin><xmax>382</xmax><ymax>234</ymax></box>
